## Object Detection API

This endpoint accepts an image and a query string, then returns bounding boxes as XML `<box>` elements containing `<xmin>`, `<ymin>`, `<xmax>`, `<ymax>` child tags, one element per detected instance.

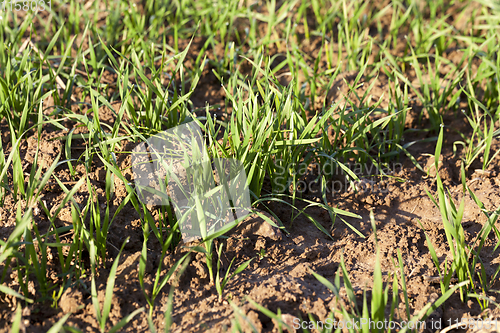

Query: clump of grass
<box><xmin>139</xmin><ymin>215</ymin><xmax>191</xmax><ymax>319</ymax></box>
<box><xmin>90</xmin><ymin>237</ymin><xmax>145</xmax><ymax>332</ymax></box>
<box><xmin>423</xmin><ymin>125</ymin><xmax>500</xmax><ymax>309</ymax></box>
<box><xmin>423</xmin><ymin>126</ymin><xmax>473</xmax><ymax>300</ymax></box>
<box><xmin>215</xmin><ymin>243</ymin><xmax>254</xmax><ymax>303</ymax></box>
<box><xmin>311</xmin><ymin>210</ymin><xmax>468</xmax><ymax>333</ymax></box>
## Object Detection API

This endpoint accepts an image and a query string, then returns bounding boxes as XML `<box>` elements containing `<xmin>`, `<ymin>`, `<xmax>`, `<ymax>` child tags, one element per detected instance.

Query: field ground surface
<box><xmin>1</xmin><ymin>0</ymin><xmax>500</xmax><ymax>332</ymax></box>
